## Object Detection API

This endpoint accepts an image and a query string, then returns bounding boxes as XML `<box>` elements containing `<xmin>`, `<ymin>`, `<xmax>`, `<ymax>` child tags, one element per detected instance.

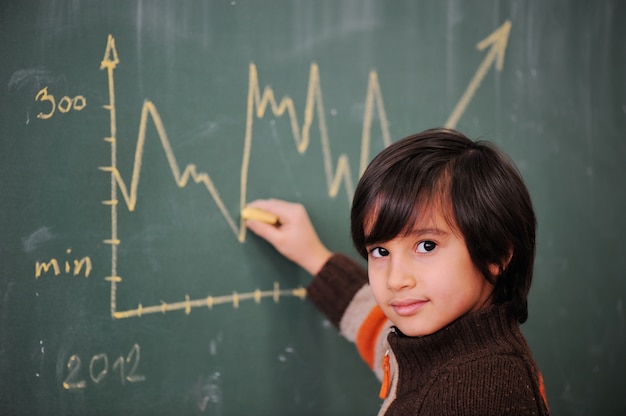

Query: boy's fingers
<box><xmin>246</xmin><ymin>217</ymin><xmax>283</xmax><ymax>245</ymax></box>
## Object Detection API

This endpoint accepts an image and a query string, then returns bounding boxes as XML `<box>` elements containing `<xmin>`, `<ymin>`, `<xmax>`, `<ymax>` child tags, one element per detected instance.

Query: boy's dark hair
<box><xmin>351</xmin><ymin>128</ymin><xmax>536</xmax><ymax>323</ymax></box>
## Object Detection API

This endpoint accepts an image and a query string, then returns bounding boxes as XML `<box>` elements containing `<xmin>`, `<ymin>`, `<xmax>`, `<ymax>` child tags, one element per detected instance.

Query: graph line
<box><xmin>445</xmin><ymin>20</ymin><xmax>512</xmax><ymax>129</ymax></box>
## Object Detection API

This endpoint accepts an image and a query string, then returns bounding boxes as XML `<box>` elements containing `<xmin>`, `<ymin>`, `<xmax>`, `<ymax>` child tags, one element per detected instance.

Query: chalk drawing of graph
<box><xmin>97</xmin><ymin>35</ymin><xmax>392</xmax><ymax>319</ymax></box>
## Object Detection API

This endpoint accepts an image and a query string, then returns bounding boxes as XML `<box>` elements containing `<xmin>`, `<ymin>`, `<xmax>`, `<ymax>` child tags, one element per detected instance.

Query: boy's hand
<box><xmin>245</xmin><ymin>199</ymin><xmax>332</xmax><ymax>276</ymax></box>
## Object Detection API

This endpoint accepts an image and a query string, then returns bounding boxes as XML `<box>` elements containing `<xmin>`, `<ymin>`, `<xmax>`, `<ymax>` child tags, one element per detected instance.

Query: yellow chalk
<box><xmin>241</xmin><ymin>206</ymin><xmax>280</xmax><ymax>225</ymax></box>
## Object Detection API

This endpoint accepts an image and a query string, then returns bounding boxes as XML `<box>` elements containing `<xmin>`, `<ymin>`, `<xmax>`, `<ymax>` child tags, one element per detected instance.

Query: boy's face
<box><xmin>365</xmin><ymin>207</ymin><xmax>496</xmax><ymax>337</ymax></box>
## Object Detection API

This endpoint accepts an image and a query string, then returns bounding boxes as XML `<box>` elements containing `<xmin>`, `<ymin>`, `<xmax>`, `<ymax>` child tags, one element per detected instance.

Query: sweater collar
<box><xmin>387</xmin><ymin>304</ymin><xmax>525</xmax><ymax>396</ymax></box>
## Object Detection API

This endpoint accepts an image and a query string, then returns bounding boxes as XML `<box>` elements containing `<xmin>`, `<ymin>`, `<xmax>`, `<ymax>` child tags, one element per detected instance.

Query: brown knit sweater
<box><xmin>308</xmin><ymin>253</ymin><xmax>550</xmax><ymax>416</ymax></box>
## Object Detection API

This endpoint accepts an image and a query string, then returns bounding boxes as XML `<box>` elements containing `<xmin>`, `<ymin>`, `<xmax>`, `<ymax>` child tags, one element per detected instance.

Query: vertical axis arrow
<box><xmin>100</xmin><ymin>34</ymin><xmax>120</xmax><ymax>138</ymax></box>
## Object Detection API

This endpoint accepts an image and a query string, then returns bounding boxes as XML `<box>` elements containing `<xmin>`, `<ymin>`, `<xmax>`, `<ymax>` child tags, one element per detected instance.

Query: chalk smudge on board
<box><xmin>22</xmin><ymin>226</ymin><xmax>55</xmax><ymax>253</ymax></box>
<box><xmin>193</xmin><ymin>372</ymin><xmax>222</xmax><ymax>412</ymax></box>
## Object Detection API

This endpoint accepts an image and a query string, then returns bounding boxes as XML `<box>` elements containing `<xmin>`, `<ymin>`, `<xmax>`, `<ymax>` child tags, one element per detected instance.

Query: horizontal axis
<box><xmin>112</xmin><ymin>282</ymin><xmax>307</xmax><ymax>319</ymax></box>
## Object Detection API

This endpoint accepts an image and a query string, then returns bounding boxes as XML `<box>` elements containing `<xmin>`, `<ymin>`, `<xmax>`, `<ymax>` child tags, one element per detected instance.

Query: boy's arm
<box><xmin>306</xmin><ymin>253</ymin><xmax>368</xmax><ymax>326</ymax></box>
<box><xmin>308</xmin><ymin>253</ymin><xmax>391</xmax><ymax>381</ymax></box>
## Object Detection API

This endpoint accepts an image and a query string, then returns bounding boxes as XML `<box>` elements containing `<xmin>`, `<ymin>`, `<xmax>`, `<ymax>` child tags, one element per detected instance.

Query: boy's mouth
<box><xmin>390</xmin><ymin>299</ymin><xmax>427</xmax><ymax>316</ymax></box>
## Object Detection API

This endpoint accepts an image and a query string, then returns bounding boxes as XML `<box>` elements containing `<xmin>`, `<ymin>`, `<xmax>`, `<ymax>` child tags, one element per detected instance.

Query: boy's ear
<box><xmin>489</xmin><ymin>249</ymin><xmax>513</xmax><ymax>277</ymax></box>
<box><xmin>488</xmin><ymin>262</ymin><xmax>503</xmax><ymax>277</ymax></box>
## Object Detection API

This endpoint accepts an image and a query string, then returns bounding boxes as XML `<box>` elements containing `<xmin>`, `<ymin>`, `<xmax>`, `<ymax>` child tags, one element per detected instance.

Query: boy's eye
<box><xmin>369</xmin><ymin>247</ymin><xmax>389</xmax><ymax>258</ymax></box>
<box><xmin>417</xmin><ymin>240</ymin><xmax>437</xmax><ymax>253</ymax></box>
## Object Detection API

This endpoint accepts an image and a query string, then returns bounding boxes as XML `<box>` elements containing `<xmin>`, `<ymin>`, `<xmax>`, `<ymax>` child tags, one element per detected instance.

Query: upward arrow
<box><xmin>445</xmin><ymin>20</ymin><xmax>512</xmax><ymax>129</ymax></box>
<box><xmin>100</xmin><ymin>34</ymin><xmax>119</xmax><ymax>70</ymax></box>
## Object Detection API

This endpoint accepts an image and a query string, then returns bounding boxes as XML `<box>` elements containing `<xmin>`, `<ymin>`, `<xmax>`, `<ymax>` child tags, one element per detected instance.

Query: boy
<box><xmin>246</xmin><ymin>128</ymin><xmax>549</xmax><ymax>415</ymax></box>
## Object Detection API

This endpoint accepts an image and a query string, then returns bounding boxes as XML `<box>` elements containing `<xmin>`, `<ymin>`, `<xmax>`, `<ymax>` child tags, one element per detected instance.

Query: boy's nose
<box><xmin>386</xmin><ymin>256</ymin><xmax>416</xmax><ymax>291</ymax></box>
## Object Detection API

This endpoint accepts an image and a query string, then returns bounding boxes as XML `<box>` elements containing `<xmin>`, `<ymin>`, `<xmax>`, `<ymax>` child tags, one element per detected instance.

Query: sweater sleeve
<box><xmin>306</xmin><ymin>253</ymin><xmax>369</xmax><ymax>326</ymax></box>
<box><xmin>307</xmin><ymin>253</ymin><xmax>392</xmax><ymax>380</ymax></box>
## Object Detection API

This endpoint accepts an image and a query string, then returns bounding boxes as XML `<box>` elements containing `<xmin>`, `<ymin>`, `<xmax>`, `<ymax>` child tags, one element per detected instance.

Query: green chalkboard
<box><xmin>1</xmin><ymin>1</ymin><xmax>625</xmax><ymax>415</ymax></box>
